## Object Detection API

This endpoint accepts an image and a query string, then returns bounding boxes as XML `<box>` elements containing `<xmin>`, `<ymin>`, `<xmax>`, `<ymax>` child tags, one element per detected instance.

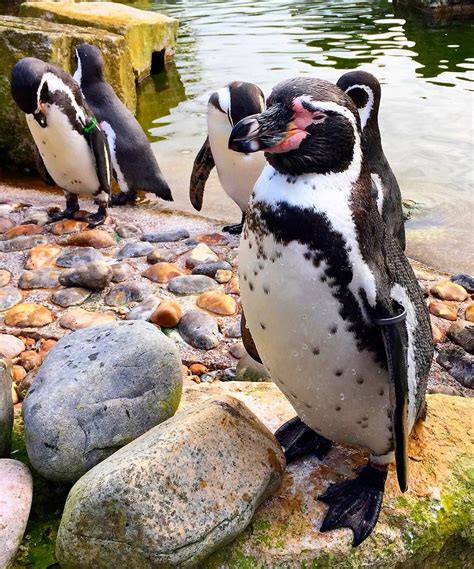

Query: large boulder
<box><xmin>0</xmin><ymin>15</ymin><xmax>134</xmax><ymax>167</ymax></box>
<box><xmin>0</xmin><ymin>360</ymin><xmax>13</xmax><ymax>457</ymax></box>
<box><xmin>20</xmin><ymin>1</ymin><xmax>179</xmax><ymax>81</ymax></box>
<box><xmin>55</xmin><ymin>396</ymin><xmax>285</xmax><ymax>568</ymax></box>
<box><xmin>177</xmin><ymin>383</ymin><xmax>474</xmax><ymax>568</ymax></box>
<box><xmin>22</xmin><ymin>321</ymin><xmax>182</xmax><ymax>482</ymax></box>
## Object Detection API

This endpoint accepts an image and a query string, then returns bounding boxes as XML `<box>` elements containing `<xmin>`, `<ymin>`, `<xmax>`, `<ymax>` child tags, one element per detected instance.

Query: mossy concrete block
<box><xmin>0</xmin><ymin>15</ymin><xmax>135</xmax><ymax>167</ymax></box>
<box><xmin>20</xmin><ymin>1</ymin><xmax>179</xmax><ymax>81</ymax></box>
<box><xmin>179</xmin><ymin>383</ymin><xmax>474</xmax><ymax>567</ymax></box>
<box><xmin>55</xmin><ymin>396</ymin><xmax>285</xmax><ymax>568</ymax></box>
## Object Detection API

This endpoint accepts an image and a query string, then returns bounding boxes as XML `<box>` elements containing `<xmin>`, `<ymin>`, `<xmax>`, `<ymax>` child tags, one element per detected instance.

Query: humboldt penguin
<box><xmin>337</xmin><ymin>70</ymin><xmax>406</xmax><ymax>250</ymax></box>
<box><xmin>190</xmin><ymin>81</ymin><xmax>266</xmax><ymax>234</ymax></box>
<box><xmin>74</xmin><ymin>44</ymin><xmax>173</xmax><ymax>206</ymax></box>
<box><xmin>229</xmin><ymin>77</ymin><xmax>433</xmax><ymax>545</ymax></box>
<box><xmin>11</xmin><ymin>57</ymin><xmax>112</xmax><ymax>226</ymax></box>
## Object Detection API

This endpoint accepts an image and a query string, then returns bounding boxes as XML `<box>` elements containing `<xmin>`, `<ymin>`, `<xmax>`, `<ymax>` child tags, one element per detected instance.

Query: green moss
<box><xmin>159</xmin><ymin>381</ymin><xmax>183</xmax><ymax>420</ymax></box>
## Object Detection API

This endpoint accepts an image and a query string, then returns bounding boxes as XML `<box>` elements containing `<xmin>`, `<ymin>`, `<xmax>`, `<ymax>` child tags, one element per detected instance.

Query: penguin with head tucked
<box><xmin>190</xmin><ymin>81</ymin><xmax>266</xmax><ymax>234</ymax></box>
<box><xmin>229</xmin><ymin>76</ymin><xmax>432</xmax><ymax>546</ymax></box>
<box><xmin>11</xmin><ymin>57</ymin><xmax>112</xmax><ymax>226</ymax></box>
<box><xmin>74</xmin><ymin>44</ymin><xmax>173</xmax><ymax>206</ymax></box>
<box><xmin>337</xmin><ymin>70</ymin><xmax>406</xmax><ymax>250</ymax></box>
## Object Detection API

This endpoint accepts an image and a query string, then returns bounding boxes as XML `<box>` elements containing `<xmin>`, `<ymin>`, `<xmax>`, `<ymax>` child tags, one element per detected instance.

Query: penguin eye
<box><xmin>312</xmin><ymin>111</ymin><xmax>327</xmax><ymax>124</ymax></box>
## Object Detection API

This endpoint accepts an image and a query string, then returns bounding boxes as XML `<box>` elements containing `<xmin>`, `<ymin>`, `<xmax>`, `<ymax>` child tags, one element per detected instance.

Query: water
<box><xmin>132</xmin><ymin>0</ymin><xmax>473</xmax><ymax>272</ymax></box>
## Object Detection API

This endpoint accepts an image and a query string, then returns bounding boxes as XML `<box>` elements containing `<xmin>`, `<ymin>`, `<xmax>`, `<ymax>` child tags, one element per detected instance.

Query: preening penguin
<box><xmin>190</xmin><ymin>81</ymin><xmax>266</xmax><ymax>234</ymax></box>
<box><xmin>229</xmin><ymin>77</ymin><xmax>433</xmax><ymax>545</ymax></box>
<box><xmin>337</xmin><ymin>71</ymin><xmax>406</xmax><ymax>250</ymax></box>
<box><xmin>11</xmin><ymin>57</ymin><xmax>112</xmax><ymax>226</ymax></box>
<box><xmin>74</xmin><ymin>44</ymin><xmax>173</xmax><ymax>206</ymax></box>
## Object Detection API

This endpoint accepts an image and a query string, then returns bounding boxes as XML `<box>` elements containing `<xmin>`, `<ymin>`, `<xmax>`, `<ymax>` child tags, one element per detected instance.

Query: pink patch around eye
<box><xmin>267</xmin><ymin>129</ymin><xmax>308</xmax><ymax>154</ymax></box>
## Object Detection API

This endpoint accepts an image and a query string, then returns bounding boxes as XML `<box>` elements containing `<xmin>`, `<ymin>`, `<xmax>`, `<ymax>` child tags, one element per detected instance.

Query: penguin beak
<box><xmin>228</xmin><ymin>103</ymin><xmax>300</xmax><ymax>154</ymax></box>
<box><xmin>33</xmin><ymin>108</ymin><xmax>47</xmax><ymax>128</ymax></box>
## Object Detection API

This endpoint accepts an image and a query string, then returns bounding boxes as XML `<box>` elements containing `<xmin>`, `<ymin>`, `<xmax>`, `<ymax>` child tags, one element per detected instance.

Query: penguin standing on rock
<box><xmin>337</xmin><ymin>70</ymin><xmax>406</xmax><ymax>250</ymax></box>
<box><xmin>11</xmin><ymin>57</ymin><xmax>112</xmax><ymax>226</ymax></box>
<box><xmin>229</xmin><ymin>77</ymin><xmax>433</xmax><ymax>545</ymax></box>
<box><xmin>190</xmin><ymin>81</ymin><xmax>266</xmax><ymax>234</ymax></box>
<box><xmin>74</xmin><ymin>44</ymin><xmax>173</xmax><ymax>206</ymax></box>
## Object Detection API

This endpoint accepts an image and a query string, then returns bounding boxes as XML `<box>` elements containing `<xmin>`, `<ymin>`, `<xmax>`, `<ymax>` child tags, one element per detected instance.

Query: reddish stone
<box><xmin>4</xmin><ymin>303</ymin><xmax>54</xmax><ymax>327</ymax></box>
<box><xmin>189</xmin><ymin>363</ymin><xmax>208</xmax><ymax>376</ymax></box>
<box><xmin>59</xmin><ymin>308</ymin><xmax>116</xmax><ymax>330</ymax></box>
<box><xmin>64</xmin><ymin>229</ymin><xmax>116</xmax><ymax>248</ymax></box>
<box><xmin>226</xmin><ymin>275</ymin><xmax>240</xmax><ymax>295</ymax></box>
<box><xmin>465</xmin><ymin>303</ymin><xmax>474</xmax><ymax>323</ymax></box>
<box><xmin>430</xmin><ymin>280</ymin><xmax>468</xmax><ymax>302</ymax></box>
<box><xmin>4</xmin><ymin>224</ymin><xmax>43</xmax><ymax>239</ymax></box>
<box><xmin>196</xmin><ymin>233</ymin><xmax>229</xmax><ymax>246</ymax></box>
<box><xmin>142</xmin><ymin>262</ymin><xmax>186</xmax><ymax>284</ymax></box>
<box><xmin>197</xmin><ymin>291</ymin><xmax>237</xmax><ymax>316</ymax></box>
<box><xmin>428</xmin><ymin>301</ymin><xmax>458</xmax><ymax>321</ymax></box>
<box><xmin>150</xmin><ymin>300</ymin><xmax>182</xmax><ymax>327</ymax></box>
<box><xmin>18</xmin><ymin>350</ymin><xmax>42</xmax><ymax>372</ymax></box>
<box><xmin>25</xmin><ymin>244</ymin><xmax>62</xmax><ymax>269</ymax></box>
<box><xmin>51</xmin><ymin>219</ymin><xmax>88</xmax><ymax>235</ymax></box>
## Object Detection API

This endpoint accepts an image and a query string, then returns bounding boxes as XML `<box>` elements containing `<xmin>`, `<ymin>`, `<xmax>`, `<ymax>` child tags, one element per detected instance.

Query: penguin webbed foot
<box><xmin>111</xmin><ymin>191</ymin><xmax>137</xmax><ymax>206</ymax></box>
<box><xmin>222</xmin><ymin>222</ymin><xmax>243</xmax><ymax>235</ymax></box>
<box><xmin>318</xmin><ymin>462</ymin><xmax>388</xmax><ymax>547</ymax></box>
<box><xmin>275</xmin><ymin>416</ymin><xmax>332</xmax><ymax>463</ymax></box>
<box><xmin>79</xmin><ymin>205</ymin><xmax>107</xmax><ymax>227</ymax></box>
<box><xmin>48</xmin><ymin>194</ymin><xmax>79</xmax><ymax>222</ymax></box>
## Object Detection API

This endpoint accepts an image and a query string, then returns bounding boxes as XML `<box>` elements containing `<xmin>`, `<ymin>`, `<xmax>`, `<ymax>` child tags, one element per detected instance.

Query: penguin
<box><xmin>73</xmin><ymin>44</ymin><xmax>173</xmax><ymax>206</ymax></box>
<box><xmin>190</xmin><ymin>81</ymin><xmax>266</xmax><ymax>234</ymax></box>
<box><xmin>11</xmin><ymin>57</ymin><xmax>112</xmax><ymax>226</ymax></box>
<box><xmin>337</xmin><ymin>71</ymin><xmax>406</xmax><ymax>250</ymax></box>
<box><xmin>229</xmin><ymin>77</ymin><xmax>433</xmax><ymax>546</ymax></box>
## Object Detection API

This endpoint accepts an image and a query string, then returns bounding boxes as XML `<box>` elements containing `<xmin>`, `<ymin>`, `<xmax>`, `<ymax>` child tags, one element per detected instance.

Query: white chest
<box><xmin>26</xmin><ymin>106</ymin><xmax>100</xmax><ymax>195</ymax></box>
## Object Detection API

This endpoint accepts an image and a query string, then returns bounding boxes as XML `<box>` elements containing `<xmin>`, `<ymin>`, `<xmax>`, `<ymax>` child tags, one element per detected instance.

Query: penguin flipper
<box><xmin>87</xmin><ymin>122</ymin><xmax>112</xmax><ymax>196</ymax></box>
<box><xmin>34</xmin><ymin>147</ymin><xmax>56</xmax><ymax>187</ymax></box>
<box><xmin>190</xmin><ymin>136</ymin><xmax>215</xmax><ymax>211</ymax></box>
<box><xmin>373</xmin><ymin>301</ymin><xmax>409</xmax><ymax>492</ymax></box>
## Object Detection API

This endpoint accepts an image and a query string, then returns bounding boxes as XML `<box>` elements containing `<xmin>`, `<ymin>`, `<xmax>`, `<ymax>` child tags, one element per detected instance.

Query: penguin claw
<box><xmin>318</xmin><ymin>462</ymin><xmax>388</xmax><ymax>547</ymax></box>
<box><xmin>78</xmin><ymin>205</ymin><xmax>107</xmax><ymax>227</ymax></box>
<box><xmin>222</xmin><ymin>222</ymin><xmax>243</xmax><ymax>235</ymax></box>
<box><xmin>275</xmin><ymin>416</ymin><xmax>332</xmax><ymax>463</ymax></box>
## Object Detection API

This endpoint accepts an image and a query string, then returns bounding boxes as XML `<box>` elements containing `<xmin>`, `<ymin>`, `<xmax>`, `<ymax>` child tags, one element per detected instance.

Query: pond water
<box><xmin>135</xmin><ymin>0</ymin><xmax>472</xmax><ymax>272</ymax></box>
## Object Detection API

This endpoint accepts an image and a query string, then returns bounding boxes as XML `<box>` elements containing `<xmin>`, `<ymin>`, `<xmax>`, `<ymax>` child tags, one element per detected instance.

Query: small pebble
<box><xmin>0</xmin><ymin>269</ymin><xmax>11</xmax><ymax>287</ymax></box>
<box><xmin>105</xmin><ymin>282</ymin><xmax>150</xmax><ymax>307</ymax></box>
<box><xmin>178</xmin><ymin>310</ymin><xmax>219</xmax><ymax>350</ymax></box>
<box><xmin>18</xmin><ymin>268</ymin><xmax>61</xmax><ymax>289</ymax></box>
<box><xmin>59</xmin><ymin>308</ymin><xmax>116</xmax><ymax>330</ymax></box>
<box><xmin>59</xmin><ymin>261</ymin><xmax>113</xmax><ymax>290</ymax></box>
<box><xmin>185</xmin><ymin>243</ymin><xmax>218</xmax><ymax>269</ymax></box>
<box><xmin>150</xmin><ymin>300</ymin><xmax>182</xmax><ymax>328</ymax></box>
<box><xmin>51</xmin><ymin>219</ymin><xmax>89</xmax><ymax>235</ymax></box>
<box><xmin>64</xmin><ymin>229</ymin><xmax>116</xmax><ymax>248</ymax></box>
<box><xmin>189</xmin><ymin>363</ymin><xmax>208</xmax><ymax>376</ymax></box>
<box><xmin>142</xmin><ymin>229</ymin><xmax>189</xmax><ymax>243</ymax></box>
<box><xmin>18</xmin><ymin>351</ymin><xmax>42</xmax><ymax>372</ymax></box>
<box><xmin>4</xmin><ymin>303</ymin><xmax>54</xmax><ymax>328</ymax></box>
<box><xmin>127</xmin><ymin>295</ymin><xmax>161</xmax><ymax>321</ymax></box>
<box><xmin>192</xmin><ymin>261</ymin><xmax>232</xmax><ymax>277</ymax></box>
<box><xmin>215</xmin><ymin>269</ymin><xmax>232</xmax><ymax>284</ymax></box>
<box><xmin>4</xmin><ymin>224</ymin><xmax>44</xmax><ymax>240</ymax></box>
<box><xmin>428</xmin><ymin>301</ymin><xmax>458</xmax><ymax>321</ymax></box>
<box><xmin>51</xmin><ymin>287</ymin><xmax>91</xmax><ymax>308</ymax></box>
<box><xmin>115</xmin><ymin>223</ymin><xmax>143</xmax><ymax>239</ymax></box>
<box><xmin>197</xmin><ymin>290</ymin><xmax>237</xmax><ymax>315</ymax></box>
<box><xmin>229</xmin><ymin>342</ymin><xmax>246</xmax><ymax>359</ymax></box>
<box><xmin>26</xmin><ymin>244</ymin><xmax>61</xmax><ymax>269</ymax></box>
<box><xmin>56</xmin><ymin>247</ymin><xmax>104</xmax><ymax>268</ymax></box>
<box><xmin>430</xmin><ymin>280</ymin><xmax>468</xmax><ymax>302</ymax></box>
<box><xmin>0</xmin><ymin>287</ymin><xmax>22</xmax><ymax>311</ymax></box>
<box><xmin>116</xmin><ymin>241</ymin><xmax>154</xmax><ymax>260</ymax></box>
<box><xmin>142</xmin><ymin>262</ymin><xmax>186</xmax><ymax>284</ymax></box>
<box><xmin>168</xmin><ymin>275</ymin><xmax>218</xmax><ymax>295</ymax></box>
<box><xmin>465</xmin><ymin>303</ymin><xmax>474</xmax><ymax>323</ymax></box>
<box><xmin>222</xmin><ymin>368</ymin><xmax>237</xmax><ymax>381</ymax></box>
<box><xmin>0</xmin><ymin>335</ymin><xmax>25</xmax><ymax>359</ymax></box>
<box><xmin>12</xmin><ymin>365</ymin><xmax>27</xmax><ymax>384</ymax></box>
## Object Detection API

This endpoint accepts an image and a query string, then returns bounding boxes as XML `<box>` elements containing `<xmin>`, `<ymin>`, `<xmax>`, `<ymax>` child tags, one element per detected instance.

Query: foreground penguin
<box><xmin>11</xmin><ymin>57</ymin><xmax>112</xmax><ymax>226</ymax></box>
<box><xmin>190</xmin><ymin>81</ymin><xmax>266</xmax><ymax>234</ymax></box>
<box><xmin>337</xmin><ymin>70</ymin><xmax>406</xmax><ymax>250</ymax></box>
<box><xmin>74</xmin><ymin>44</ymin><xmax>173</xmax><ymax>206</ymax></box>
<box><xmin>229</xmin><ymin>77</ymin><xmax>433</xmax><ymax>545</ymax></box>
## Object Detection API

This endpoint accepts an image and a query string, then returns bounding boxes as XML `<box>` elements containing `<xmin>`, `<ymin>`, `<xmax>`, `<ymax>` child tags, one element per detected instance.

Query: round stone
<box><xmin>465</xmin><ymin>303</ymin><xmax>474</xmax><ymax>323</ymax></box>
<box><xmin>196</xmin><ymin>233</ymin><xmax>229</xmax><ymax>246</ymax></box>
<box><xmin>105</xmin><ymin>282</ymin><xmax>150</xmax><ymax>307</ymax></box>
<box><xmin>4</xmin><ymin>304</ymin><xmax>54</xmax><ymax>328</ymax></box>
<box><xmin>451</xmin><ymin>273</ymin><xmax>474</xmax><ymax>293</ymax></box>
<box><xmin>18</xmin><ymin>351</ymin><xmax>42</xmax><ymax>372</ymax></box>
<box><xmin>150</xmin><ymin>300</ymin><xmax>182</xmax><ymax>328</ymax></box>
<box><xmin>127</xmin><ymin>295</ymin><xmax>161</xmax><ymax>321</ymax></box>
<box><xmin>428</xmin><ymin>301</ymin><xmax>458</xmax><ymax>321</ymax></box>
<box><xmin>56</xmin><ymin>247</ymin><xmax>104</xmax><ymax>268</ymax></box>
<box><xmin>147</xmin><ymin>248</ymin><xmax>177</xmax><ymax>264</ymax></box>
<box><xmin>64</xmin><ymin>229</ymin><xmax>116</xmax><ymax>248</ymax></box>
<box><xmin>430</xmin><ymin>280</ymin><xmax>468</xmax><ymax>302</ymax></box>
<box><xmin>0</xmin><ymin>334</ymin><xmax>25</xmax><ymax>359</ymax></box>
<box><xmin>116</xmin><ymin>241</ymin><xmax>154</xmax><ymax>260</ymax></box>
<box><xmin>51</xmin><ymin>219</ymin><xmax>89</xmax><ymax>235</ymax></box>
<box><xmin>215</xmin><ymin>269</ymin><xmax>233</xmax><ymax>284</ymax></box>
<box><xmin>111</xmin><ymin>263</ymin><xmax>133</xmax><ymax>283</ymax></box>
<box><xmin>197</xmin><ymin>291</ymin><xmax>237</xmax><ymax>316</ymax></box>
<box><xmin>142</xmin><ymin>229</ymin><xmax>189</xmax><ymax>243</ymax></box>
<box><xmin>52</xmin><ymin>288</ymin><xmax>91</xmax><ymax>308</ymax></box>
<box><xmin>142</xmin><ymin>262</ymin><xmax>186</xmax><ymax>284</ymax></box>
<box><xmin>0</xmin><ymin>235</ymin><xmax>48</xmax><ymax>252</ymax></box>
<box><xmin>0</xmin><ymin>287</ymin><xmax>22</xmax><ymax>311</ymax></box>
<box><xmin>185</xmin><ymin>243</ymin><xmax>219</xmax><ymax>269</ymax></box>
<box><xmin>191</xmin><ymin>261</ymin><xmax>232</xmax><ymax>277</ymax></box>
<box><xmin>178</xmin><ymin>310</ymin><xmax>219</xmax><ymax>350</ymax></box>
<box><xmin>59</xmin><ymin>261</ymin><xmax>113</xmax><ymax>290</ymax></box>
<box><xmin>4</xmin><ymin>224</ymin><xmax>44</xmax><ymax>240</ymax></box>
<box><xmin>18</xmin><ymin>268</ymin><xmax>61</xmax><ymax>289</ymax></box>
<box><xmin>168</xmin><ymin>275</ymin><xmax>218</xmax><ymax>295</ymax></box>
<box><xmin>0</xmin><ymin>269</ymin><xmax>11</xmax><ymax>287</ymax></box>
<box><xmin>25</xmin><ymin>244</ymin><xmax>62</xmax><ymax>269</ymax></box>
<box><xmin>59</xmin><ymin>308</ymin><xmax>116</xmax><ymax>331</ymax></box>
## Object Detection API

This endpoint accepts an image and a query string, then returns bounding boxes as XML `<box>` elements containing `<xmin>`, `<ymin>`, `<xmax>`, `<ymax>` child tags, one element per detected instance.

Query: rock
<box><xmin>0</xmin><ymin>335</ymin><xmax>25</xmax><ymax>359</ymax></box>
<box><xmin>0</xmin><ymin>287</ymin><xmax>22</xmax><ymax>311</ymax></box>
<box><xmin>0</xmin><ymin>234</ymin><xmax>47</xmax><ymax>252</ymax></box>
<box><xmin>0</xmin><ymin>15</ymin><xmax>136</xmax><ymax>167</ymax></box>
<box><xmin>447</xmin><ymin>320</ymin><xmax>474</xmax><ymax>353</ymax></box>
<box><xmin>0</xmin><ymin>361</ymin><xmax>13</xmax><ymax>456</ymax></box>
<box><xmin>185</xmin><ymin>243</ymin><xmax>219</xmax><ymax>268</ymax></box>
<box><xmin>192</xmin><ymin>260</ymin><xmax>232</xmax><ymax>277</ymax></box>
<box><xmin>51</xmin><ymin>219</ymin><xmax>89</xmax><ymax>235</ymax></box>
<box><xmin>236</xmin><ymin>352</ymin><xmax>271</xmax><ymax>382</ymax></box>
<box><xmin>23</xmin><ymin>321</ymin><xmax>182</xmax><ymax>482</ymax></box>
<box><xmin>56</xmin><ymin>246</ymin><xmax>104</xmax><ymax>268</ymax></box>
<box><xmin>215</xmin><ymin>269</ymin><xmax>233</xmax><ymax>284</ymax></box>
<box><xmin>25</xmin><ymin>244</ymin><xmax>61</xmax><ymax>269</ymax></box>
<box><xmin>4</xmin><ymin>224</ymin><xmax>44</xmax><ymax>239</ymax></box>
<box><xmin>451</xmin><ymin>273</ymin><xmax>474</xmax><ymax>293</ymax></box>
<box><xmin>11</xmin><ymin>365</ymin><xmax>27</xmax><ymax>384</ymax></box>
<box><xmin>18</xmin><ymin>267</ymin><xmax>61</xmax><ymax>289</ymax></box>
<box><xmin>142</xmin><ymin>229</ymin><xmax>189</xmax><ymax>242</ymax></box>
<box><xmin>179</xmin><ymin>310</ymin><xmax>219</xmax><ymax>350</ymax></box>
<box><xmin>116</xmin><ymin>241</ymin><xmax>154</xmax><ymax>260</ymax></box>
<box><xmin>0</xmin><ymin>217</ymin><xmax>14</xmax><ymax>234</ymax></box>
<box><xmin>430</xmin><ymin>280</ymin><xmax>468</xmax><ymax>302</ymax></box>
<box><xmin>0</xmin><ymin>268</ymin><xmax>11</xmax><ymax>286</ymax></box>
<box><xmin>59</xmin><ymin>261</ymin><xmax>113</xmax><ymax>290</ymax></box>
<box><xmin>22</xmin><ymin>1</ymin><xmax>178</xmax><ymax>82</ymax></box>
<box><xmin>38</xmin><ymin>338</ymin><xmax>57</xmax><ymax>360</ymax></box>
<box><xmin>18</xmin><ymin>370</ymin><xmax>36</xmax><ymax>399</ymax></box>
<box><xmin>55</xmin><ymin>396</ymin><xmax>284</xmax><ymax>568</ymax></box>
<box><xmin>11</xmin><ymin>383</ymin><xmax>19</xmax><ymax>405</ymax></box>
<box><xmin>168</xmin><ymin>275</ymin><xmax>218</xmax><ymax>295</ymax></box>
<box><xmin>150</xmin><ymin>299</ymin><xmax>182</xmax><ymax>327</ymax></box>
<box><xmin>222</xmin><ymin>367</ymin><xmax>237</xmax><ymax>381</ymax></box>
<box><xmin>105</xmin><ymin>282</ymin><xmax>150</xmax><ymax>307</ymax></box>
<box><xmin>196</xmin><ymin>232</ymin><xmax>229</xmax><ymax>246</ymax></box>
<box><xmin>64</xmin><ymin>229</ymin><xmax>116</xmax><ymax>249</ymax></box>
<box><xmin>146</xmin><ymin>247</ymin><xmax>176</xmax><ymax>264</ymax></box>
<box><xmin>22</xmin><ymin>207</ymin><xmax>50</xmax><ymax>226</ymax></box>
<box><xmin>60</xmin><ymin>308</ymin><xmax>116</xmax><ymax>331</ymax></box>
<box><xmin>436</xmin><ymin>343</ymin><xmax>474</xmax><ymax>389</ymax></box>
<box><xmin>115</xmin><ymin>223</ymin><xmax>143</xmax><ymax>239</ymax></box>
<box><xmin>126</xmin><ymin>295</ymin><xmax>161</xmax><ymax>321</ymax></box>
<box><xmin>428</xmin><ymin>384</ymin><xmax>461</xmax><ymax>397</ymax></box>
<box><xmin>465</xmin><ymin>303</ymin><xmax>474</xmax><ymax>322</ymax></box>
<box><xmin>18</xmin><ymin>350</ymin><xmax>42</xmax><ymax>372</ymax></box>
<box><xmin>52</xmin><ymin>287</ymin><xmax>91</xmax><ymax>308</ymax></box>
<box><xmin>110</xmin><ymin>262</ymin><xmax>133</xmax><ymax>283</ymax></box>
<box><xmin>428</xmin><ymin>300</ymin><xmax>458</xmax><ymax>321</ymax></box>
<box><xmin>142</xmin><ymin>262</ymin><xmax>186</xmax><ymax>283</ymax></box>
<box><xmin>189</xmin><ymin>363</ymin><xmax>208</xmax><ymax>376</ymax></box>
<box><xmin>431</xmin><ymin>322</ymin><xmax>446</xmax><ymax>343</ymax></box>
<box><xmin>223</xmin><ymin>319</ymin><xmax>242</xmax><ymax>339</ymax></box>
<box><xmin>197</xmin><ymin>290</ymin><xmax>237</xmax><ymax>316</ymax></box>
<box><xmin>4</xmin><ymin>303</ymin><xmax>53</xmax><ymax>327</ymax></box>
<box><xmin>226</xmin><ymin>275</ymin><xmax>240</xmax><ymax>295</ymax></box>
<box><xmin>0</xmin><ymin>459</ymin><xmax>33</xmax><ymax>567</ymax></box>
<box><xmin>229</xmin><ymin>342</ymin><xmax>246</xmax><ymax>359</ymax></box>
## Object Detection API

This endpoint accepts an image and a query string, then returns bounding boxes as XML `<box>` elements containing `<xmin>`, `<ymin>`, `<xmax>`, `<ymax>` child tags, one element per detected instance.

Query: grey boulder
<box><xmin>56</xmin><ymin>396</ymin><xmax>285</xmax><ymax>568</ymax></box>
<box><xmin>23</xmin><ymin>321</ymin><xmax>182</xmax><ymax>482</ymax></box>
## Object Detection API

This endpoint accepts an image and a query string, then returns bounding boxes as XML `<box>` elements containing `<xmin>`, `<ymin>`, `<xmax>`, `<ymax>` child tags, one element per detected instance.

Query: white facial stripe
<box><xmin>371</xmin><ymin>173</ymin><xmax>384</xmax><ymax>214</ymax></box>
<box><xmin>73</xmin><ymin>50</ymin><xmax>82</xmax><ymax>87</ymax></box>
<box><xmin>217</xmin><ymin>87</ymin><xmax>231</xmax><ymax>116</ymax></box>
<box><xmin>101</xmin><ymin>121</ymin><xmax>126</xmax><ymax>193</ymax></box>
<box><xmin>37</xmin><ymin>72</ymin><xmax>85</xmax><ymax>124</ymax></box>
<box><xmin>344</xmin><ymin>84</ymin><xmax>374</xmax><ymax>131</ymax></box>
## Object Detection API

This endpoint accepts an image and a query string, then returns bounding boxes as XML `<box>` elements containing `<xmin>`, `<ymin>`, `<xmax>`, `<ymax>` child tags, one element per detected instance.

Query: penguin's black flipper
<box><xmin>319</xmin><ymin>462</ymin><xmax>388</xmax><ymax>547</ymax></box>
<box><xmin>275</xmin><ymin>416</ymin><xmax>332</xmax><ymax>463</ymax></box>
<box><xmin>190</xmin><ymin>136</ymin><xmax>215</xmax><ymax>211</ymax></box>
<box><xmin>373</xmin><ymin>301</ymin><xmax>409</xmax><ymax>492</ymax></box>
<box><xmin>87</xmin><ymin>121</ymin><xmax>112</xmax><ymax>198</ymax></box>
<box><xmin>34</xmin><ymin>148</ymin><xmax>56</xmax><ymax>187</ymax></box>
